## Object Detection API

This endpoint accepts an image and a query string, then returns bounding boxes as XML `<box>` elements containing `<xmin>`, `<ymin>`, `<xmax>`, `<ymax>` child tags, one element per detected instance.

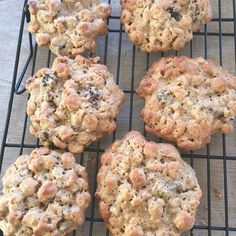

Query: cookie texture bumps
<box><xmin>121</xmin><ymin>0</ymin><xmax>212</xmax><ymax>52</ymax></box>
<box><xmin>96</xmin><ymin>131</ymin><xmax>202</xmax><ymax>236</ymax></box>
<box><xmin>137</xmin><ymin>56</ymin><xmax>236</xmax><ymax>150</ymax></box>
<box><xmin>26</xmin><ymin>55</ymin><xmax>124</xmax><ymax>153</ymax></box>
<box><xmin>0</xmin><ymin>148</ymin><xmax>91</xmax><ymax>236</ymax></box>
<box><xmin>28</xmin><ymin>0</ymin><xmax>111</xmax><ymax>57</ymax></box>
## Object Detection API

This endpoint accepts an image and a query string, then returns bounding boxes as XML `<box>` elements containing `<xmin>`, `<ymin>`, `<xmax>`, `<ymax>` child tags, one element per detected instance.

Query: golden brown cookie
<box><xmin>28</xmin><ymin>0</ymin><xmax>111</xmax><ymax>57</ymax></box>
<box><xmin>137</xmin><ymin>56</ymin><xmax>236</xmax><ymax>150</ymax></box>
<box><xmin>96</xmin><ymin>131</ymin><xmax>202</xmax><ymax>236</ymax></box>
<box><xmin>26</xmin><ymin>55</ymin><xmax>124</xmax><ymax>153</ymax></box>
<box><xmin>0</xmin><ymin>147</ymin><xmax>91</xmax><ymax>236</ymax></box>
<box><xmin>121</xmin><ymin>0</ymin><xmax>212</xmax><ymax>52</ymax></box>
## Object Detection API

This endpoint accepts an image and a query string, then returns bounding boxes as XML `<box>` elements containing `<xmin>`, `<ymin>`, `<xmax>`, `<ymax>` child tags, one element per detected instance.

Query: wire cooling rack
<box><xmin>1</xmin><ymin>0</ymin><xmax>236</xmax><ymax>235</ymax></box>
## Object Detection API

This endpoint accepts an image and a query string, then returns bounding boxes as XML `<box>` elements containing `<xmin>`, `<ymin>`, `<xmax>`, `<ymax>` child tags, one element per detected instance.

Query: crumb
<box><xmin>200</xmin><ymin>219</ymin><xmax>207</xmax><ymax>225</ymax></box>
<box><xmin>213</xmin><ymin>187</ymin><xmax>223</xmax><ymax>199</ymax></box>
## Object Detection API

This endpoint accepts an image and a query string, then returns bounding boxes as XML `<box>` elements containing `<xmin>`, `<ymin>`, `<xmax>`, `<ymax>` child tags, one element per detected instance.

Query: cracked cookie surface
<box><xmin>26</xmin><ymin>55</ymin><xmax>124</xmax><ymax>153</ymax></box>
<box><xmin>28</xmin><ymin>0</ymin><xmax>111</xmax><ymax>57</ymax></box>
<box><xmin>96</xmin><ymin>131</ymin><xmax>202</xmax><ymax>236</ymax></box>
<box><xmin>137</xmin><ymin>56</ymin><xmax>236</xmax><ymax>150</ymax></box>
<box><xmin>0</xmin><ymin>147</ymin><xmax>91</xmax><ymax>236</ymax></box>
<box><xmin>121</xmin><ymin>0</ymin><xmax>212</xmax><ymax>52</ymax></box>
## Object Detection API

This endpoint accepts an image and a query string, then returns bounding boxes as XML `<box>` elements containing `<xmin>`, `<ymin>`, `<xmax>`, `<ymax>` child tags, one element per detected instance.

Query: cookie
<box><xmin>28</xmin><ymin>0</ymin><xmax>111</xmax><ymax>57</ymax></box>
<box><xmin>0</xmin><ymin>147</ymin><xmax>91</xmax><ymax>236</ymax></box>
<box><xmin>96</xmin><ymin>131</ymin><xmax>202</xmax><ymax>236</ymax></box>
<box><xmin>121</xmin><ymin>0</ymin><xmax>212</xmax><ymax>52</ymax></box>
<box><xmin>137</xmin><ymin>56</ymin><xmax>236</xmax><ymax>150</ymax></box>
<box><xmin>26</xmin><ymin>55</ymin><xmax>124</xmax><ymax>153</ymax></box>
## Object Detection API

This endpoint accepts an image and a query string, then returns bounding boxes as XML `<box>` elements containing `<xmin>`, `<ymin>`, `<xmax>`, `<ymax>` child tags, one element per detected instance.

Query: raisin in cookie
<box><xmin>96</xmin><ymin>131</ymin><xmax>202</xmax><ymax>236</ymax></box>
<box><xmin>0</xmin><ymin>148</ymin><xmax>91</xmax><ymax>236</ymax></box>
<box><xmin>121</xmin><ymin>0</ymin><xmax>212</xmax><ymax>52</ymax></box>
<box><xmin>26</xmin><ymin>55</ymin><xmax>124</xmax><ymax>153</ymax></box>
<box><xmin>137</xmin><ymin>56</ymin><xmax>236</xmax><ymax>150</ymax></box>
<box><xmin>28</xmin><ymin>0</ymin><xmax>111</xmax><ymax>57</ymax></box>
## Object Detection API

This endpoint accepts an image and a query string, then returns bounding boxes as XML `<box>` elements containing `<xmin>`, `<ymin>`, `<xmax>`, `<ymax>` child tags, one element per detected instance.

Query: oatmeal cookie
<box><xmin>28</xmin><ymin>0</ymin><xmax>111</xmax><ymax>57</ymax></box>
<box><xmin>121</xmin><ymin>0</ymin><xmax>212</xmax><ymax>52</ymax></box>
<box><xmin>96</xmin><ymin>131</ymin><xmax>202</xmax><ymax>236</ymax></box>
<box><xmin>137</xmin><ymin>56</ymin><xmax>236</xmax><ymax>150</ymax></box>
<box><xmin>0</xmin><ymin>147</ymin><xmax>91</xmax><ymax>236</ymax></box>
<box><xmin>26</xmin><ymin>55</ymin><xmax>124</xmax><ymax>153</ymax></box>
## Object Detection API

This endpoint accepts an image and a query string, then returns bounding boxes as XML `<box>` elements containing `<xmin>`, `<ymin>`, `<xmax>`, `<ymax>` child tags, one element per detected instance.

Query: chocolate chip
<box><xmin>43</xmin><ymin>132</ymin><xmax>49</xmax><ymax>139</ymax></box>
<box><xmin>58</xmin><ymin>44</ymin><xmax>66</xmax><ymax>50</ymax></box>
<box><xmin>200</xmin><ymin>105</ymin><xmax>206</xmax><ymax>111</ymax></box>
<box><xmin>26</xmin><ymin>78</ymin><xmax>32</xmax><ymax>85</ymax></box>
<box><xmin>42</xmin><ymin>74</ymin><xmax>55</xmax><ymax>87</ymax></box>
<box><xmin>192</xmin><ymin>1</ymin><xmax>200</xmax><ymax>21</ymax></box>
<box><xmin>62</xmin><ymin>21</ymin><xmax>67</xmax><ymax>28</ymax></box>
<box><xmin>86</xmin><ymin>86</ymin><xmax>100</xmax><ymax>107</ymax></box>
<box><xmin>217</xmin><ymin>113</ymin><xmax>225</xmax><ymax>122</ymax></box>
<box><xmin>168</xmin><ymin>7</ymin><xmax>182</xmax><ymax>22</ymax></box>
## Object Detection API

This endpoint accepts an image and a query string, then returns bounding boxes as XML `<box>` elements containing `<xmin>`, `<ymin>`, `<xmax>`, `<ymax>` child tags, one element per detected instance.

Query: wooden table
<box><xmin>0</xmin><ymin>1</ymin><xmax>236</xmax><ymax>235</ymax></box>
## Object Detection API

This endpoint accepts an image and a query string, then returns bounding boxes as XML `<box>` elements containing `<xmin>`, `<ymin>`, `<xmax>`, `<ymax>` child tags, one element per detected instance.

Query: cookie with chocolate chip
<box><xmin>137</xmin><ymin>56</ymin><xmax>236</xmax><ymax>150</ymax></box>
<box><xmin>28</xmin><ymin>0</ymin><xmax>111</xmax><ymax>57</ymax></box>
<box><xmin>96</xmin><ymin>131</ymin><xmax>202</xmax><ymax>236</ymax></box>
<box><xmin>121</xmin><ymin>0</ymin><xmax>212</xmax><ymax>52</ymax></box>
<box><xmin>26</xmin><ymin>55</ymin><xmax>124</xmax><ymax>153</ymax></box>
<box><xmin>0</xmin><ymin>147</ymin><xmax>90</xmax><ymax>236</ymax></box>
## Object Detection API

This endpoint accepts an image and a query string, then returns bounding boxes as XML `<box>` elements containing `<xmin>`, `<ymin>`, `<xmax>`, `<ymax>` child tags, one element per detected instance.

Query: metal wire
<box><xmin>1</xmin><ymin>0</ymin><xmax>236</xmax><ymax>235</ymax></box>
